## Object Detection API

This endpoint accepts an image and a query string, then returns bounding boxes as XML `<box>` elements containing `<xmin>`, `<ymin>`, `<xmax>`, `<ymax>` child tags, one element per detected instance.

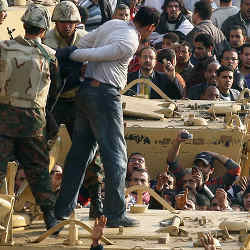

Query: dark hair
<box><xmin>157</xmin><ymin>48</ymin><xmax>176</xmax><ymax>63</ymax></box>
<box><xmin>205</xmin><ymin>61</ymin><xmax>220</xmax><ymax>72</ymax></box>
<box><xmin>220</xmin><ymin>48</ymin><xmax>238</xmax><ymax>62</ymax></box>
<box><xmin>216</xmin><ymin>65</ymin><xmax>234</xmax><ymax>76</ymax></box>
<box><xmin>134</xmin><ymin>6</ymin><xmax>160</xmax><ymax>27</ymax></box>
<box><xmin>138</xmin><ymin>46</ymin><xmax>157</xmax><ymax>56</ymax></box>
<box><xmin>194</xmin><ymin>0</ymin><xmax>212</xmax><ymax>20</ymax></box>
<box><xmin>229</xmin><ymin>25</ymin><xmax>247</xmax><ymax>38</ymax></box>
<box><xmin>23</xmin><ymin>23</ymin><xmax>45</xmax><ymax>35</ymax></box>
<box><xmin>220</xmin><ymin>0</ymin><xmax>231</xmax><ymax>2</ymax></box>
<box><xmin>239</xmin><ymin>43</ymin><xmax>250</xmax><ymax>54</ymax></box>
<box><xmin>78</xmin><ymin>5</ymin><xmax>88</xmax><ymax>24</ymax></box>
<box><xmin>194</xmin><ymin>33</ymin><xmax>214</xmax><ymax>49</ymax></box>
<box><xmin>178</xmin><ymin>41</ymin><xmax>192</xmax><ymax>52</ymax></box>
<box><xmin>162</xmin><ymin>0</ymin><xmax>189</xmax><ymax>15</ymax></box>
<box><xmin>115</xmin><ymin>3</ymin><xmax>130</xmax><ymax>11</ymax></box>
<box><xmin>128</xmin><ymin>152</ymin><xmax>145</xmax><ymax>160</ymax></box>
<box><xmin>163</xmin><ymin>32</ymin><xmax>180</xmax><ymax>43</ymax></box>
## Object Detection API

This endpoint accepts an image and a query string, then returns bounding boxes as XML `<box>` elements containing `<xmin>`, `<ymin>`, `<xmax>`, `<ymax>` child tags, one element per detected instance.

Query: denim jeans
<box><xmin>55</xmin><ymin>80</ymin><xmax>127</xmax><ymax>221</ymax></box>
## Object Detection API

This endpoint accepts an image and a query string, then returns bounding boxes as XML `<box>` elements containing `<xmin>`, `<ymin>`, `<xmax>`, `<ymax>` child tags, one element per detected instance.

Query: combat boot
<box><xmin>42</xmin><ymin>209</ymin><xmax>63</xmax><ymax>235</ymax></box>
<box><xmin>89</xmin><ymin>183</ymin><xmax>103</xmax><ymax>219</ymax></box>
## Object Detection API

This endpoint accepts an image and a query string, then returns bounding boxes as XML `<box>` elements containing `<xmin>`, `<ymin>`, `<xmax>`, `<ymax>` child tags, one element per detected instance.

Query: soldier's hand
<box><xmin>92</xmin><ymin>216</ymin><xmax>107</xmax><ymax>246</ymax></box>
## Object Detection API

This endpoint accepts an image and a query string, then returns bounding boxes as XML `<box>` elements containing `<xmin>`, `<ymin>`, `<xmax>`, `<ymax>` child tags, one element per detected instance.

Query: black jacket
<box><xmin>126</xmin><ymin>71</ymin><xmax>184</xmax><ymax>99</ymax></box>
<box><xmin>221</xmin><ymin>11</ymin><xmax>248</xmax><ymax>40</ymax></box>
<box><xmin>232</xmin><ymin>69</ymin><xmax>247</xmax><ymax>92</ymax></box>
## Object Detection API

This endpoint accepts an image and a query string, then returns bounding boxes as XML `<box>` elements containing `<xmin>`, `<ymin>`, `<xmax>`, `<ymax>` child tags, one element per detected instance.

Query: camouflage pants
<box><xmin>0</xmin><ymin>135</ymin><xmax>56</xmax><ymax>210</ymax></box>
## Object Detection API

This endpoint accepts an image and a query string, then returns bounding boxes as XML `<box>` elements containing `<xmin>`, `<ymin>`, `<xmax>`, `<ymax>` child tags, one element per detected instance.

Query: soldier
<box><xmin>0</xmin><ymin>0</ymin><xmax>8</xmax><ymax>25</ymax></box>
<box><xmin>0</xmin><ymin>4</ymin><xmax>59</xmax><ymax>232</ymax></box>
<box><xmin>44</xmin><ymin>1</ymin><xmax>103</xmax><ymax>219</ymax></box>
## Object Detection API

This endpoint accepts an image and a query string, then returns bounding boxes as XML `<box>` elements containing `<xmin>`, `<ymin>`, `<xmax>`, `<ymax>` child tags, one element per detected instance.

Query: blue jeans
<box><xmin>55</xmin><ymin>80</ymin><xmax>127</xmax><ymax>220</ymax></box>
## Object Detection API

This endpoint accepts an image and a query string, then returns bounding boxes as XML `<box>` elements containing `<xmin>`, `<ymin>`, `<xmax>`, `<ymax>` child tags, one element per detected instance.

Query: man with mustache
<box><xmin>216</xmin><ymin>65</ymin><xmax>239</xmax><ymax>101</ymax></box>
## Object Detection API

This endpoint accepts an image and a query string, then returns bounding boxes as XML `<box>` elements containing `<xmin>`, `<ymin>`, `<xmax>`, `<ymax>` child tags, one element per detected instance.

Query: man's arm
<box><xmin>70</xmin><ymin>41</ymin><xmax>136</xmax><ymax>62</ymax></box>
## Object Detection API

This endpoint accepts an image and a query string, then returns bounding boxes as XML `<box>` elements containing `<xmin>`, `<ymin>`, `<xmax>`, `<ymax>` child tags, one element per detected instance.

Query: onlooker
<box><xmin>15</xmin><ymin>168</ymin><xmax>26</xmax><ymax>193</ymax></box>
<box><xmin>184</xmin><ymin>0</ymin><xmax>217</xmax><ymax>12</ymax></box>
<box><xmin>50</xmin><ymin>165</ymin><xmax>63</xmax><ymax>194</ymax></box>
<box><xmin>162</xmin><ymin>32</ymin><xmax>180</xmax><ymax>49</ymax></box>
<box><xmin>220</xmin><ymin>48</ymin><xmax>247</xmax><ymax>91</ymax></box>
<box><xmin>216</xmin><ymin>65</ymin><xmax>240</xmax><ymax>101</ymax></box>
<box><xmin>112</xmin><ymin>4</ymin><xmax>130</xmax><ymax>21</ymax></box>
<box><xmin>239</xmin><ymin>43</ymin><xmax>250</xmax><ymax>88</ymax></box>
<box><xmin>228</xmin><ymin>25</ymin><xmax>247</xmax><ymax>52</ymax></box>
<box><xmin>126</xmin><ymin>47</ymin><xmax>184</xmax><ymax>99</ymax></box>
<box><xmin>221</xmin><ymin>0</ymin><xmax>250</xmax><ymax>39</ymax></box>
<box><xmin>200</xmin><ymin>85</ymin><xmax>220</xmax><ymax>100</ymax></box>
<box><xmin>167</xmin><ymin>130</ymin><xmax>241</xmax><ymax>194</ymax></box>
<box><xmin>156</xmin><ymin>0</ymin><xmax>193</xmax><ymax>36</ymax></box>
<box><xmin>77</xmin><ymin>5</ymin><xmax>89</xmax><ymax>30</ymax></box>
<box><xmin>175</xmin><ymin>41</ymin><xmax>193</xmax><ymax>83</ymax></box>
<box><xmin>0</xmin><ymin>0</ymin><xmax>8</xmax><ymax>25</ymax></box>
<box><xmin>188</xmin><ymin>61</ymin><xmax>220</xmax><ymax>99</ymax></box>
<box><xmin>187</xmin><ymin>0</ymin><xmax>229</xmax><ymax>58</ymax></box>
<box><xmin>210</xmin><ymin>188</ymin><xmax>232</xmax><ymax>211</ymax></box>
<box><xmin>211</xmin><ymin>0</ymin><xmax>239</xmax><ymax>29</ymax></box>
<box><xmin>127</xmin><ymin>152</ymin><xmax>146</xmax><ymax>180</ymax></box>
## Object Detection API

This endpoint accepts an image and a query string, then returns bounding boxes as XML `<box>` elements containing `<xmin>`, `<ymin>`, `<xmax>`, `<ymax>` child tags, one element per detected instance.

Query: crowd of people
<box><xmin>0</xmin><ymin>0</ymin><xmax>250</xmax><ymax>249</ymax></box>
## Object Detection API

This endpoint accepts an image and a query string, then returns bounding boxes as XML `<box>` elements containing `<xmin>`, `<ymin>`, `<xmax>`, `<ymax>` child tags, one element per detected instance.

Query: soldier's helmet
<box><xmin>21</xmin><ymin>4</ymin><xmax>50</xmax><ymax>30</ymax></box>
<box><xmin>51</xmin><ymin>1</ymin><xmax>81</xmax><ymax>22</ymax></box>
<box><xmin>0</xmin><ymin>0</ymin><xmax>8</xmax><ymax>12</ymax></box>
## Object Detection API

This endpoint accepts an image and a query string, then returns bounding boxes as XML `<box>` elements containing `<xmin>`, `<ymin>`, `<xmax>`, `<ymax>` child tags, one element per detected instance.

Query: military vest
<box><xmin>0</xmin><ymin>36</ymin><xmax>55</xmax><ymax>108</ymax></box>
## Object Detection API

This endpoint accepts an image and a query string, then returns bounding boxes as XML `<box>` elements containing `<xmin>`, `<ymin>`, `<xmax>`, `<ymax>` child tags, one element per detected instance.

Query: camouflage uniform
<box><xmin>0</xmin><ymin>4</ymin><xmax>57</xmax><ymax>215</ymax></box>
<box><xmin>44</xmin><ymin>1</ymin><xmax>104</xmax><ymax>218</ymax></box>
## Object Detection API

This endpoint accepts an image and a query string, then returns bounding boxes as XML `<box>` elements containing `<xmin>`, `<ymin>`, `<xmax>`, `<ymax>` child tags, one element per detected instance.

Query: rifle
<box><xmin>7</xmin><ymin>27</ymin><xmax>15</xmax><ymax>40</ymax></box>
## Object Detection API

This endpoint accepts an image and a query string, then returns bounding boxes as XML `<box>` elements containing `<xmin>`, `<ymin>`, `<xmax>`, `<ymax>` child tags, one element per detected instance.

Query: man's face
<box><xmin>195</xmin><ymin>160</ymin><xmax>214</xmax><ymax>182</ymax></box>
<box><xmin>229</xmin><ymin>29</ymin><xmax>246</xmax><ymax>49</ymax></box>
<box><xmin>139</xmin><ymin>48</ymin><xmax>157</xmax><ymax>73</ymax></box>
<box><xmin>243</xmin><ymin>193</ymin><xmax>250</xmax><ymax>211</ymax></box>
<box><xmin>51</xmin><ymin>165</ymin><xmax>63</xmax><ymax>190</ymax></box>
<box><xmin>175</xmin><ymin>45</ymin><xmax>191</xmax><ymax>65</ymax></box>
<box><xmin>162</xmin><ymin>38</ymin><xmax>175</xmax><ymax>49</ymax></box>
<box><xmin>56</xmin><ymin>21</ymin><xmax>77</xmax><ymax>39</ymax></box>
<box><xmin>217</xmin><ymin>70</ymin><xmax>234</xmax><ymax>94</ymax></box>
<box><xmin>182</xmin><ymin>173</ymin><xmax>196</xmax><ymax>192</ymax></box>
<box><xmin>240</xmin><ymin>47</ymin><xmax>250</xmax><ymax>69</ymax></box>
<box><xmin>113</xmin><ymin>8</ymin><xmax>130</xmax><ymax>21</ymax></box>
<box><xmin>210</xmin><ymin>198</ymin><xmax>221</xmax><ymax>211</ymax></box>
<box><xmin>166</xmin><ymin>1</ymin><xmax>181</xmax><ymax>22</ymax></box>
<box><xmin>129</xmin><ymin>171</ymin><xmax>149</xmax><ymax>187</ymax></box>
<box><xmin>194</xmin><ymin>42</ymin><xmax>211</xmax><ymax>60</ymax></box>
<box><xmin>127</xmin><ymin>154</ymin><xmax>146</xmax><ymax>175</ymax></box>
<box><xmin>241</xmin><ymin>0</ymin><xmax>250</xmax><ymax>21</ymax></box>
<box><xmin>204</xmin><ymin>63</ymin><xmax>220</xmax><ymax>85</ymax></box>
<box><xmin>201</xmin><ymin>86</ymin><xmax>220</xmax><ymax>100</ymax></box>
<box><xmin>221</xmin><ymin>51</ymin><xmax>239</xmax><ymax>70</ymax></box>
<box><xmin>0</xmin><ymin>10</ymin><xmax>7</xmax><ymax>24</ymax></box>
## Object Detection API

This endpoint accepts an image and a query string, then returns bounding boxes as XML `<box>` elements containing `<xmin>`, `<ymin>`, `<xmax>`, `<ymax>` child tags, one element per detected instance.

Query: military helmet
<box><xmin>51</xmin><ymin>1</ymin><xmax>81</xmax><ymax>22</ymax></box>
<box><xmin>0</xmin><ymin>0</ymin><xmax>8</xmax><ymax>12</ymax></box>
<box><xmin>21</xmin><ymin>4</ymin><xmax>50</xmax><ymax>30</ymax></box>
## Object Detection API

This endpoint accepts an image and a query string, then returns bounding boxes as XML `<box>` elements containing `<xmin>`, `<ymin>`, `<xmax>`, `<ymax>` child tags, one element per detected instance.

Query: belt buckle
<box><xmin>90</xmin><ymin>80</ymin><xmax>100</xmax><ymax>87</ymax></box>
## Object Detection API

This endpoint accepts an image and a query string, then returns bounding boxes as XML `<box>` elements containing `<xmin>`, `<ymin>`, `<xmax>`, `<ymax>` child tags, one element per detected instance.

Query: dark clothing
<box><xmin>0</xmin><ymin>104</ymin><xmax>56</xmax><ymax>209</ymax></box>
<box><xmin>187</xmin><ymin>20</ymin><xmax>230</xmax><ymax>58</ymax></box>
<box><xmin>232</xmin><ymin>70</ymin><xmax>247</xmax><ymax>92</ymax></box>
<box><xmin>186</xmin><ymin>56</ymin><xmax>216</xmax><ymax>89</ymax></box>
<box><xmin>91</xmin><ymin>245</ymin><xmax>103</xmax><ymax>250</ymax></box>
<box><xmin>126</xmin><ymin>71</ymin><xmax>184</xmax><ymax>99</ymax></box>
<box><xmin>187</xmin><ymin>82</ymin><xmax>210</xmax><ymax>100</ymax></box>
<box><xmin>221</xmin><ymin>11</ymin><xmax>248</xmax><ymax>40</ymax></box>
<box><xmin>177</xmin><ymin>61</ymin><xmax>194</xmax><ymax>84</ymax></box>
<box><xmin>219</xmin><ymin>88</ymin><xmax>240</xmax><ymax>101</ymax></box>
<box><xmin>168</xmin><ymin>159</ymin><xmax>241</xmax><ymax>194</ymax></box>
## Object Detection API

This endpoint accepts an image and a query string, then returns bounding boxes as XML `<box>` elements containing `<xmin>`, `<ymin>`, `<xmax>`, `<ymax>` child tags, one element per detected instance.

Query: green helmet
<box><xmin>51</xmin><ymin>1</ymin><xmax>81</xmax><ymax>22</ymax></box>
<box><xmin>0</xmin><ymin>0</ymin><xmax>8</xmax><ymax>12</ymax></box>
<box><xmin>21</xmin><ymin>3</ymin><xmax>50</xmax><ymax>30</ymax></box>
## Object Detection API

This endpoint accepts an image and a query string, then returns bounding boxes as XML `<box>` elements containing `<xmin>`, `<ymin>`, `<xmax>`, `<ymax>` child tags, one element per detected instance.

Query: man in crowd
<box><xmin>211</xmin><ymin>0</ymin><xmax>239</xmax><ymax>29</ymax></box>
<box><xmin>220</xmin><ymin>48</ymin><xmax>247</xmax><ymax>91</ymax></box>
<box><xmin>175</xmin><ymin>41</ymin><xmax>193</xmax><ymax>83</ymax></box>
<box><xmin>156</xmin><ymin>0</ymin><xmax>193</xmax><ymax>36</ymax></box>
<box><xmin>222</xmin><ymin>0</ymin><xmax>250</xmax><ymax>39</ymax></box>
<box><xmin>55</xmin><ymin>7</ymin><xmax>160</xmax><ymax>228</ymax></box>
<box><xmin>0</xmin><ymin>4</ymin><xmax>59</xmax><ymax>232</ymax></box>
<box><xmin>239</xmin><ymin>43</ymin><xmax>250</xmax><ymax>88</ymax></box>
<box><xmin>187</xmin><ymin>0</ymin><xmax>229</xmax><ymax>58</ymax></box>
<box><xmin>0</xmin><ymin>0</ymin><xmax>7</xmax><ymax>25</ymax></box>
<box><xmin>188</xmin><ymin>61</ymin><xmax>220</xmax><ymax>99</ymax></box>
<box><xmin>126</xmin><ymin>47</ymin><xmax>184</xmax><ymax>99</ymax></box>
<box><xmin>200</xmin><ymin>85</ymin><xmax>220</xmax><ymax>100</ymax></box>
<box><xmin>127</xmin><ymin>152</ymin><xmax>146</xmax><ymax>180</ymax></box>
<box><xmin>187</xmin><ymin>33</ymin><xmax>217</xmax><ymax>89</ymax></box>
<box><xmin>112</xmin><ymin>3</ymin><xmax>130</xmax><ymax>21</ymax></box>
<box><xmin>228</xmin><ymin>25</ymin><xmax>247</xmax><ymax>52</ymax></box>
<box><xmin>167</xmin><ymin>130</ymin><xmax>241</xmax><ymax>194</ymax></box>
<box><xmin>216</xmin><ymin>66</ymin><xmax>240</xmax><ymax>101</ymax></box>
